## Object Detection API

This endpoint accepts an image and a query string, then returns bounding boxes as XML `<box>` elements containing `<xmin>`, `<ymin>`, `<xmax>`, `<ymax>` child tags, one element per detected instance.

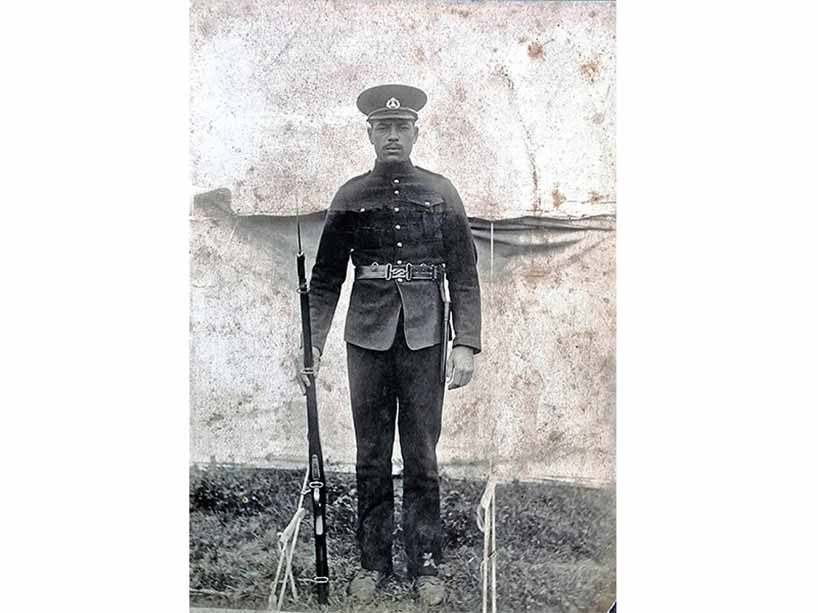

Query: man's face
<box><xmin>368</xmin><ymin>118</ymin><xmax>419</xmax><ymax>163</ymax></box>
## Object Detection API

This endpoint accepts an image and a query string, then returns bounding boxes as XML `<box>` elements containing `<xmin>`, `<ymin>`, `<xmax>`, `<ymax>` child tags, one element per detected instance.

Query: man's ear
<box><xmin>412</xmin><ymin>124</ymin><xmax>419</xmax><ymax>144</ymax></box>
<box><xmin>367</xmin><ymin>123</ymin><xmax>374</xmax><ymax>144</ymax></box>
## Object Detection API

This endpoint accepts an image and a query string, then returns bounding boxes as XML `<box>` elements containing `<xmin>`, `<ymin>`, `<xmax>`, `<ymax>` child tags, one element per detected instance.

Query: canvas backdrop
<box><xmin>190</xmin><ymin>0</ymin><xmax>616</xmax><ymax>485</ymax></box>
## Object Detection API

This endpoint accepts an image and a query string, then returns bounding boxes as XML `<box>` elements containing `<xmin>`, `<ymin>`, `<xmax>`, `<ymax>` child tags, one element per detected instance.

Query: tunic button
<box><xmin>393</xmin><ymin>178</ymin><xmax>400</xmax><ymax>184</ymax></box>
<box><xmin>394</xmin><ymin>190</ymin><xmax>400</xmax><ymax>195</ymax></box>
<box><xmin>424</xmin><ymin>201</ymin><xmax>430</xmax><ymax>206</ymax></box>
<box><xmin>394</xmin><ymin>207</ymin><xmax>400</xmax><ymax>212</ymax></box>
<box><xmin>397</xmin><ymin>242</ymin><xmax>403</xmax><ymax>247</ymax></box>
<box><xmin>360</xmin><ymin>207</ymin><xmax>366</xmax><ymax>212</ymax></box>
<box><xmin>395</xmin><ymin>224</ymin><xmax>401</xmax><ymax>230</ymax></box>
<box><xmin>397</xmin><ymin>260</ymin><xmax>403</xmax><ymax>264</ymax></box>
<box><xmin>397</xmin><ymin>278</ymin><xmax>404</xmax><ymax>283</ymax></box>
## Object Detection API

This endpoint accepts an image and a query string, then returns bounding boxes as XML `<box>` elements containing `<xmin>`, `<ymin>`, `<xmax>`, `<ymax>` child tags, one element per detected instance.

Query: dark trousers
<box><xmin>346</xmin><ymin>317</ymin><xmax>445</xmax><ymax>577</ymax></box>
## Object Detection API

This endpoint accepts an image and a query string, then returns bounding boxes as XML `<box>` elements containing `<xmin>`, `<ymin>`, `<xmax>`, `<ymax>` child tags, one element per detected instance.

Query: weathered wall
<box><xmin>190</xmin><ymin>0</ymin><xmax>616</xmax><ymax>218</ymax></box>
<box><xmin>190</xmin><ymin>1</ymin><xmax>616</xmax><ymax>485</ymax></box>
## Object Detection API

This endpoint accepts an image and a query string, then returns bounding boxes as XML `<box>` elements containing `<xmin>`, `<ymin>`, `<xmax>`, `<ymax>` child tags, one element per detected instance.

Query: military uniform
<box><xmin>308</xmin><ymin>85</ymin><xmax>481</xmax><ymax>579</ymax></box>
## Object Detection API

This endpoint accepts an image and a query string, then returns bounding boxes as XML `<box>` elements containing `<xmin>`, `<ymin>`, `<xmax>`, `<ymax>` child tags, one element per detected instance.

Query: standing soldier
<box><xmin>296</xmin><ymin>84</ymin><xmax>482</xmax><ymax>606</ymax></box>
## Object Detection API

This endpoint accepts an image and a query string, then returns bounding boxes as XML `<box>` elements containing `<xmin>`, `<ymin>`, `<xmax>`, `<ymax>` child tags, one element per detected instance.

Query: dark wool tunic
<box><xmin>309</xmin><ymin>159</ymin><xmax>482</xmax><ymax>354</ymax></box>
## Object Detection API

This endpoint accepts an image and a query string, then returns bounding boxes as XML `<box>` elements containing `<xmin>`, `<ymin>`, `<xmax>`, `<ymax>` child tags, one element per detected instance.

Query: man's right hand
<box><xmin>294</xmin><ymin>345</ymin><xmax>322</xmax><ymax>394</ymax></box>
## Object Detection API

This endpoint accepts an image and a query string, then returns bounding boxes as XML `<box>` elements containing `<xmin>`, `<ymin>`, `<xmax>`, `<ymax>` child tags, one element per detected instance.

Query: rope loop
<box><xmin>268</xmin><ymin>469</ymin><xmax>310</xmax><ymax>612</ymax></box>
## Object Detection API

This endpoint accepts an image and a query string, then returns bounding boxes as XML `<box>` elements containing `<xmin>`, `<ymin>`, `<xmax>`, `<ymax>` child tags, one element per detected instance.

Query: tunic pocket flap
<box><xmin>407</xmin><ymin>194</ymin><xmax>445</xmax><ymax>209</ymax></box>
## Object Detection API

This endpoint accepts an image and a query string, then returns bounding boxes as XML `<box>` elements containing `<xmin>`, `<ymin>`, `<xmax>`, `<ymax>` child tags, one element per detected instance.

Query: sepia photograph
<box><xmin>189</xmin><ymin>1</ymin><xmax>616</xmax><ymax>611</ymax></box>
<box><xmin>7</xmin><ymin>3</ymin><xmax>818</xmax><ymax>613</ymax></box>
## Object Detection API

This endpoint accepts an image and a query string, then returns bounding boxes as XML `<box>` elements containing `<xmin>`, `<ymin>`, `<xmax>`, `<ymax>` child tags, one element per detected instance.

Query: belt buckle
<box><xmin>391</xmin><ymin>264</ymin><xmax>407</xmax><ymax>281</ymax></box>
<box><xmin>383</xmin><ymin>263</ymin><xmax>392</xmax><ymax>281</ymax></box>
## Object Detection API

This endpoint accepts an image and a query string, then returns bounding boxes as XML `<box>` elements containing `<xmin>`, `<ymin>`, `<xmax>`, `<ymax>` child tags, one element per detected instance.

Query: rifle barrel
<box><xmin>296</xmin><ymin>250</ymin><xmax>329</xmax><ymax>604</ymax></box>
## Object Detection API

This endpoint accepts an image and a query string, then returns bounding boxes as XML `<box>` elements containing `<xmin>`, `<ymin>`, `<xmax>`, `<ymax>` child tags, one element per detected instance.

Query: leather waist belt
<box><xmin>355</xmin><ymin>262</ymin><xmax>444</xmax><ymax>281</ymax></box>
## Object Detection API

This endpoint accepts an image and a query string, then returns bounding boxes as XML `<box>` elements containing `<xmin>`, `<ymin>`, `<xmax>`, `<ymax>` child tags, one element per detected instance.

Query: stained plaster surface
<box><xmin>190</xmin><ymin>1</ymin><xmax>616</xmax><ymax>485</ymax></box>
<box><xmin>191</xmin><ymin>0</ymin><xmax>616</xmax><ymax>219</ymax></box>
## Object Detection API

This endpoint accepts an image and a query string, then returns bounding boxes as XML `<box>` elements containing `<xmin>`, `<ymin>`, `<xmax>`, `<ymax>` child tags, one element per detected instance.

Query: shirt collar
<box><xmin>372</xmin><ymin>159</ymin><xmax>415</xmax><ymax>178</ymax></box>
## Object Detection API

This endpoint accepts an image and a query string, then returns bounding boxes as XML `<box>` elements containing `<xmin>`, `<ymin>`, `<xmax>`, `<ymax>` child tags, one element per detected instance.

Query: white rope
<box><xmin>478</xmin><ymin>476</ymin><xmax>497</xmax><ymax>613</ymax></box>
<box><xmin>268</xmin><ymin>469</ymin><xmax>310</xmax><ymax>611</ymax></box>
<box><xmin>476</xmin><ymin>221</ymin><xmax>498</xmax><ymax>613</ymax></box>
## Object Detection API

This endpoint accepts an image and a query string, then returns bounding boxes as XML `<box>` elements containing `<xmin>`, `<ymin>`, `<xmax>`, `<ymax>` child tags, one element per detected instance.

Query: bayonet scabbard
<box><xmin>439</xmin><ymin>268</ymin><xmax>450</xmax><ymax>383</ymax></box>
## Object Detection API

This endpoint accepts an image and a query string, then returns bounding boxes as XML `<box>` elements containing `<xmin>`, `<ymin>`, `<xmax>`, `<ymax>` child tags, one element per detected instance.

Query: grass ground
<box><xmin>190</xmin><ymin>465</ymin><xmax>615</xmax><ymax>612</ymax></box>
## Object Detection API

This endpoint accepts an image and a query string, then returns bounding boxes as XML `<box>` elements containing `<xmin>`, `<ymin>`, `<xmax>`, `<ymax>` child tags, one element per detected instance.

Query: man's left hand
<box><xmin>446</xmin><ymin>345</ymin><xmax>475</xmax><ymax>390</ymax></box>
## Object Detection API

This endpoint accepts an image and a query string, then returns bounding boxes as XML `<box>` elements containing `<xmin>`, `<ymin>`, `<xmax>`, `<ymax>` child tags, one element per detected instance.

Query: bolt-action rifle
<box><xmin>295</xmin><ymin>216</ymin><xmax>329</xmax><ymax>604</ymax></box>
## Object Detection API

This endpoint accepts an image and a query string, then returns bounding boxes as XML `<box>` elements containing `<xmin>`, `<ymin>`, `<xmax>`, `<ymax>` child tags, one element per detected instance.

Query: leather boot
<box><xmin>347</xmin><ymin>569</ymin><xmax>385</xmax><ymax>602</ymax></box>
<box><xmin>416</xmin><ymin>575</ymin><xmax>445</xmax><ymax>607</ymax></box>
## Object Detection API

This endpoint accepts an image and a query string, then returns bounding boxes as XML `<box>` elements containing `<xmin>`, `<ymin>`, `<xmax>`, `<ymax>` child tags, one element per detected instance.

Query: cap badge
<box><xmin>385</xmin><ymin>97</ymin><xmax>400</xmax><ymax>109</ymax></box>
